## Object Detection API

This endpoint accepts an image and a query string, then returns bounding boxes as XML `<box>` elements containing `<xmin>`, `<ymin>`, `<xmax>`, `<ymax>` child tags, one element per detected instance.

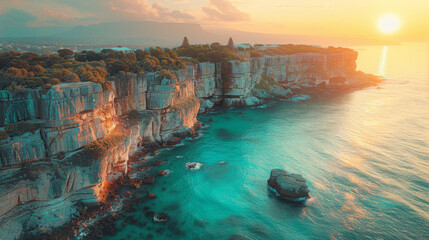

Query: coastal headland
<box><xmin>0</xmin><ymin>43</ymin><xmax>380</xmax><ymax>239</ymax></box>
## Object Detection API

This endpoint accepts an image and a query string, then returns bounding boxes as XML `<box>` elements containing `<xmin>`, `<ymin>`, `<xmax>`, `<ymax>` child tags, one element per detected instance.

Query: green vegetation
<box><xmin>127</xmin><ymin>110</ymin><xmax>140</xmax><ymax>119</ymax></box>
<box><xmin>254</xmin><ymin>74</ymin><xmax>283</xmax><ymax>92</ymax></box>
<box><xmin>83</xmin><ymin>131</ymin><xmax>127</xmax><ymax>159</ymax></box>
<box><xmin>181</xmin><ymin>37</ymin><xmax>190</xmax><ymax>48</ymax></box>
<box><xmin>175</xmin><ymin>42</ymin><xmax>243</xmax><ymax>63</ymax></box>
<box><xmin>0</xmin><ymin>39</ymin><xmax>354</xmax><ymax>91</ymax></box>
<box><xmin>67</xmin><ymin>131</ymin><xmax>128</xmax><ymax>165</ymax></box>
<box><xmin>2</xmin><ymin>121</ymin><xmax>37</xmax><ymax>139</ymax></box>
<box><xmin>0</xmin><ymin>130</ymin><xmax>8</xmax><ymax>141</ymax></box>
<box><xmin>227</xmin><ymin>37</ymin><xmax>234</xmax><ymax>50</ymax></box>
<box><xmin>0</xmin><ymin>47</ymin><xmax>187</xmax><ymax>91</ymax></box>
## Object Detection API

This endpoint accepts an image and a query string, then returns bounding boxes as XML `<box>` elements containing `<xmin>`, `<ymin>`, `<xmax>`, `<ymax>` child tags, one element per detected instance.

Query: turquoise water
<box><xmin>106</xmin><ymin>43</ymin><xmax>429</xmax><ymax>240</ymax></box>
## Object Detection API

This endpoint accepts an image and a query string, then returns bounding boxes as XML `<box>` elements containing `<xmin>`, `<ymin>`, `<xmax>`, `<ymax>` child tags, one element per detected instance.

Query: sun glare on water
<box><xmin>378</xmin><ymin>13</ymin><xmax>401</xmax><ymax>34</ymax></box>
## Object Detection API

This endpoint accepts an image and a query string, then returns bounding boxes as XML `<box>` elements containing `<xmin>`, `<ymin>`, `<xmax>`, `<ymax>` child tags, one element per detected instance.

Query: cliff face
<box><xmin>0</xmin><ymin>49</ymin><xmax>372</xmax><ymax>238</ymax></box>
<box><xmin>193</xmin><ymin>51</ymin><xmax>363</xmax><ymax>107</ymax></box>
<box><xmin>0</xmin><ymin>69</ymin><xmax>201</xmax><ymax>238</ymax></box>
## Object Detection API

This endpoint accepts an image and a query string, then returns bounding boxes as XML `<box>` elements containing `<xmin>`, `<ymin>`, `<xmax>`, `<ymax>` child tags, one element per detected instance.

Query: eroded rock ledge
<box><xmin>0</xmin><ymin>51</ymin><xmax>379</xmax><ymax>239</ymax></box>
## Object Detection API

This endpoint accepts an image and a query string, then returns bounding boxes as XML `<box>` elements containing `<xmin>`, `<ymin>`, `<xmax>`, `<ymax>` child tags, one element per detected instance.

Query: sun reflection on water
<box><xmin>378</xmin><ymin>46</ymin><xmax>389</xmax><ymax>76</ymax></box>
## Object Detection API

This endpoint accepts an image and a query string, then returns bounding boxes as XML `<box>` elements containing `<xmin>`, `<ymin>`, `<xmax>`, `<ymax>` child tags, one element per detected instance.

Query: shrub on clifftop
<box><xmin>4</xmin><ymin>121</ymin><xmax>37</xmax><ymax>138</ymax></box>
<box><xmin>66</xmin><ymin>131</ymin><xmax>128</xmax><ymax>165</ymax></box>
<box><xmin>0</xmin><ymin>130</ymin><xmax>8</xmax><ymax>141</ymax></box>
<box><xmin>175</xmin><ymin>42</ymin><xmax>243</xmax><ymax>63</ymax></box>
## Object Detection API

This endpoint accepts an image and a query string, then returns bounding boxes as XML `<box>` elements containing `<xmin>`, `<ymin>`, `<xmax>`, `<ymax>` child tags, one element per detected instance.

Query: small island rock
<box><xmin>186</xmin><ymin>162</ymin><xmax>203</xmax><ymax>170</ymax></box>
<box><xmin>267</xmin><ymin>169</ymin><xmax>310</xmax><ymax>201</ymax></box>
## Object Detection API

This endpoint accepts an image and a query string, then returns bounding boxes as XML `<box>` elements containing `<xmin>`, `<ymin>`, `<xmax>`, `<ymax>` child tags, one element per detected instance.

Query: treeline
<box><xmin>176</xmin><ymin>42</ymin><xmax>242</xmax><ymax>63</ymax></box>
<box><xmin>0</xmin><ymin>37</ymin><xmax>353</xmax><ymax>91</ymax></box>
<box><xmin>0</xmin><ymin>47</ymin><xmax>186</xmax><ymax>91</ymax></box>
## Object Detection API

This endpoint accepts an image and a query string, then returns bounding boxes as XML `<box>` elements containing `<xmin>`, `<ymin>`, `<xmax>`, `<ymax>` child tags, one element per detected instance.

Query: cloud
<box><xmin>42</xmin><ymin>7</ymin><xmax>70</xmax><ymax>22</ymax></box>
<box><xmin>202</xmin><ymin>0</ymin><xmax>250</xmax><ymax>22</ymax></box>
<box><xmin>0</xmin><ymin>0</ymin><xmax>196</xmax><ymax>28</ymax></box>
<box><xmin>274</xmin><ymin>4</ymin><xmax>326</xmax><ymax>9</ymax></box>
<box><xmin>104</xmin><ymin>0</ymin><xmax>194</xmax><ymax>22</ymax></box>
<box><xmin>153</xmin><ymin>2</ymin><xmax>194</xmax><ymax>20</ymax></box>
<box><xmin>105</xmin><ymin>0</ymin><xmax>158</xmax><ymax>19</ymax></box>
<box><xmin>0</xmin><ymin>9</ymin><xmax>37</xmax><ymax>28</ymax></box>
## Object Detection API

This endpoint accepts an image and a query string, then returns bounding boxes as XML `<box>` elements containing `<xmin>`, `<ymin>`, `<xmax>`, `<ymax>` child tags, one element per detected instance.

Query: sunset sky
<box><xmin>1</xmin><ymin>0</ymin><xmax>428</xmax><ymax>41</ymax></box>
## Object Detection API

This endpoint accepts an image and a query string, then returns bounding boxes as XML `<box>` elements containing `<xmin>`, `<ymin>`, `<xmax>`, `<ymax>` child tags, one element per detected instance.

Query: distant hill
<box><xmin>208</xmin><ymin>29</ymin><xmax>400</xmax><ymax>46</ymax></box>
<box><xmin>54</xmin><ymin>21</ymin><xmax>217</xmax><ymax>46</ymax></box>
<box><xmin>0</xmin><ymin>21</ymin><xmax>398</xmax><ymax>48</ymax></box>
<box><xmin>0</xmin><ymin>26</ymin><xmax>73</xmax><ymax>38</ymax></box>
<box><xmin>0</xmin><ymin>21</ymin><xmax>219</xmax><ymax>47</ymax></box>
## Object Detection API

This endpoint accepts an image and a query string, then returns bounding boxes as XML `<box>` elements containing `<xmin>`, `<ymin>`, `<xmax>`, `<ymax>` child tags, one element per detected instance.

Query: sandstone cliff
<box><xmin>0</xmin><ymin>49</ymin><xmax>377</xmax><ymax>239</ymax></box>
<box><xmin>193</xmin><ymin>51</ymin><xmax>374</xmax><ymax>107</ymax></box>
<box><xmin>0</xmin><ymin>69</ymin><xmax>201</xmax><ymax>239</ymax></box>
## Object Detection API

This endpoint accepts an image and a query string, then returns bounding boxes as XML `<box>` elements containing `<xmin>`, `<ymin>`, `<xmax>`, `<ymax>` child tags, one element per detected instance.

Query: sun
<box><xmin>377</xmin><ymin>14</ymin><xmax>401</xmax><ymax>34</ymax></box>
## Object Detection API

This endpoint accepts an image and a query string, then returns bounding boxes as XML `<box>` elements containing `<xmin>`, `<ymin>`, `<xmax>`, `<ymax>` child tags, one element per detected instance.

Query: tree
<box><xmin>106</xmin><ymin>59</ymin><xmax>129</xmax><ymax>75</ymax></box>
<box><xmin>31</xmin><ymin>65</ymin><xmax>46</xmax><ymax>75</ymax></box>
<box><xmin>141</xmin><ymin>56</ymin><xmax>160</xmax><ymax>72</ymax></box>
<box><xmin>135</xmin><ymin>50</ymin><xmax>150</xmax><ymax>61</ymax></box>
<box><xmin>181</xmin><ymin>37</ymin><xmax>190</xmax><ymax>48</ymax></box>
<box><xmin>5</xmin><ymin>67</ymin><xmax>24</xmax><ymax>77</ymax></box>
<box><xmin>64</xmin><ymin>73</ymin><xmax>80</xmax><ymax>83</ymax></box>
<box><xmin>210</xmin><ymin>42</ymin><xmax>222</xmax><ymax>50</ymax></box>
<box><xmin>227</xmin><ymin>37</ymin><xmax>234</xmax><ymax>49</ymax></box>
<box><xmin>58</xmin><ymin>49</ymin><xmax>75</xmax><ymax>60</ymax></box>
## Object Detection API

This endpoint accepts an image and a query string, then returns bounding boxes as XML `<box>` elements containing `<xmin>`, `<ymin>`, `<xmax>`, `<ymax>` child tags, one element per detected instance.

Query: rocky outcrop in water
<box><xmin>267</xmin><ymin>169</ymin><xmax>310</xmax><ymax>201</ymax></box>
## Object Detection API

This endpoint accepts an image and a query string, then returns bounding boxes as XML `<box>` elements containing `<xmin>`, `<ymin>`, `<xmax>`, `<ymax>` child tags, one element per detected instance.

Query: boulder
<box><xmin>167</xmin><ymin>137</ymin><xmax>181</xmax><ymax>145</ymax></box>
<box><xmin>267</xmin><ymin>169</ymin><xmax>309</xmax><ymax>201</ymax></box>
<box><xmin>129</xmin><ymin>179</ymin><xmax>143</xmax><ymax>189</ymax></box>
<box><xmin>142</xmin><ymin>176</ymin><xmax>155</xmax><ymax>185</ymax></box>
<box><xmin>153</xmin><ymin>213</ymin><xmax>170</xmax><ymax>223</ymax></box>
<box><xmin>186</xmin><ymin>162</ymin><xmax>203</xmax><ymax>170</ymax></box>
<box><xmin>199</xmin><ymin>99</ymin><xmax>215</xmax><ymax>114</ymax></box>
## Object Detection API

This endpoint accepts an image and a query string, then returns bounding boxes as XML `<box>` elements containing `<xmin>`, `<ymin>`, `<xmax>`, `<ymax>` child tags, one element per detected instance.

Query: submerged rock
<box><xmin>147</xmin><ymin>193</ymin><xmax>157</xmax><ymax>199</ymax></box>
<box><xmin>267</xmin><ymin>169</ymin><xmax>310</xmax><ymax>201</ymax></box>
<box><xmin>167</xmin><ymin>137</ymin><xmax>182</xmax><ymax>145</ymax></box>
<box><xmin>128</xmin><ymin>179</ymin><xmax>143</xmax><ymax>189</ymax></box>
<box><xmin>142</xmin><ymin>176</ymin><xmax>155</xmax><ymax>185</ymax></box>
<box><xmin>186</xmin><ymin>162</ymin><xmax>203</xmax><ymax>170</ymax></box>
<box><xmin>153</xmin><ymin>213</ymin><xmax>170</xmax><ymax>223</ymax></box>
<box><xmin>158</xmin><ymin>169</ymin><xmax>170</xmax><ymax>176</ymax></box>
<box><xmin>153</xmin><ymin>160</ymin><xmax>164</xmax><ymax>166</ymax></box>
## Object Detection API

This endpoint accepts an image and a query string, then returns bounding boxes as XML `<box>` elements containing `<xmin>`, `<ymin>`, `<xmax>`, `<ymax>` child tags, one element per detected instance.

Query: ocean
<box><xmin>106</xmin><ymin>42</ymin><xmax>429</xmax><ymax>240</ymax></box>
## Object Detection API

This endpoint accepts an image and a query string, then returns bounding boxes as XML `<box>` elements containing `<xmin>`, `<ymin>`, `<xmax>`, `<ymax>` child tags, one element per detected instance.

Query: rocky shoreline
<box><xmin>0</xmin><ymin>49</ymin><xmax>381</xmax><ymax>239</ymax></box>
<box><xmin>22</xmin><ymin>133</ymin><xmax>193</xmax><ymax>240</ymax></box>
<box><xmin>29</xmin><ymin>81</ymin><xmax>383</xmax><ymax>239</ymax></box>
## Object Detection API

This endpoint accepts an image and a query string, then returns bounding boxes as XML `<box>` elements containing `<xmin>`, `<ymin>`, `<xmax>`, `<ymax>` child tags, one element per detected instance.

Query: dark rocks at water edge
<box><xmin>143</xmin><ymin>175</ymin><xmax>155</xmax><ymax>184</ymax></box>
<box><xmin>153</xmin><ymin>212</ymin><xmax>170</xmax><ymax>223</ymax></box>
<box><xmin>267</xmin><ymin>169</ymin><xmax>310</xmax><ymax>201</ymax></box>
<box><xmin>147</xmin><ymin>193</ymin><xmax>157</xmax><ymax>199</ymax></box>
